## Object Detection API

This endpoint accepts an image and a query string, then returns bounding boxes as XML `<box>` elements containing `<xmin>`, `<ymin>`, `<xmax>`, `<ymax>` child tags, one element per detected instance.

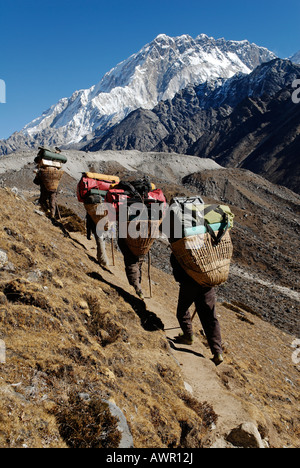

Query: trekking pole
<box><xmin>111</xmin><ymin>237</ymin><xmax>115</xmax><ymax>266</ymax></box>
<box><xmin>55</xmin><ymin>203</ymin><xmax>63</xmax><ymax>223</ymax></box>
<box><xmin>54</xmin><ymin>202</ymin><xmax>72</xmax><ymax>239</ymax></box>
<box><xmin>191</xmin><ymin>307</ymin><xmax>197</xmax><ymax>322</ymax></box>
<box><xmin>148</xmin><ymin>251</ymin><xmax>153</xmax><ymax>298</ymax></box>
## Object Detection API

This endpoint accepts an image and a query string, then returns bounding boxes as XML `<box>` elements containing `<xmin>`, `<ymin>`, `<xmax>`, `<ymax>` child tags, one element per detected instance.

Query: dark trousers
<box><xmin>177</xmin><ymin>283</ymin><xmax>223</xmax><ymax>355</ymax></box>
<box><xmin>39</xmin><ymin>185</ymin><xmax>57</xmax><ymax>218</ymax></box>
<box><xmin>118</xmin><ymin>238</ymin><xmax>145</xmax><ymax>292</ymax></box>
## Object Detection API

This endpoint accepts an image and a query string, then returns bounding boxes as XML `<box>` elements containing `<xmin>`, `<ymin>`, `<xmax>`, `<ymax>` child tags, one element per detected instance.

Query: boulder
<box><xmin>0</xmin><ymin>249</ymin><xmax>8</xmax><ymax>268</ymax></box>
<box><xmin>226</xmin><ymin>422</ymin><xmax>265</xmax><ymax>448</ymax></box>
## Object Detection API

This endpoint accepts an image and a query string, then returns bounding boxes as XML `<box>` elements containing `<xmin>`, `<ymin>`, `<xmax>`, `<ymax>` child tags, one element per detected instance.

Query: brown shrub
<box><xmin>54</xmin><ymin>392</ymin><xmax>121</xmax><ymax>448</ymax></box>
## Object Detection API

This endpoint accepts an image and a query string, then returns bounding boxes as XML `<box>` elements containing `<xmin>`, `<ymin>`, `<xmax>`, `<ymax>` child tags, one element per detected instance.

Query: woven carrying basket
<box><xmin>122</xmin><ymin>219</ymin><xmax>161</xmax><ymax>257</ymax></box>
<box><xmin>84</xmin><ymin>203</ymin><xmax>108</xmax><ymax>226</ymax></box>
<box><xmin>39</xmin><ymin>167</ymin><xmax>64</xmax><ymax>192</ymax></box>
<box><xmin>171</xmin><ymin>230</ymin><xmax>233</xmax><ymax>287</ymax></box>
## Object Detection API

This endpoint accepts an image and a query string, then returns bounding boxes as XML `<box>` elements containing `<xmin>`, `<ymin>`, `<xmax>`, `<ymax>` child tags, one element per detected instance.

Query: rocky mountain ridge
<box><xmin>87</xmin><ymin>59</ymin><xmax>300</xmax><ymax>193</ymax></box>
<box><xmin>190</xmin><ymin>86</ymin><xmax>300</xmax><ymax>193</ymax></box>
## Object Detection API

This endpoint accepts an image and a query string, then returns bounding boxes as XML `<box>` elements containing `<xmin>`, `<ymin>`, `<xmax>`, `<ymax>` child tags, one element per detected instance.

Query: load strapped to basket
<box><xmin>105</xmin><ymin>178</ymin><xmax>167</xmax><ymax>257</ymax></box>
<box><xmin>36</xmin><ymin>147</ymin><xmax>68</xmax><ymax>166</ymax></box>
<box><xmin>77</xmin><ymin>172</ymin><xmax>120</xmax><ymax>204</ymax></box>
<box><xmin>35</xmin><ymin>147</ymin><xmax>67</xmax><ymax>191</ymax></box>
<box><xmin>77</xmin><ymin>172</ymin><xmax>120</xmax><ymax>225</ymax></box>
<box><xmin>169</xmin><ymin>197</ymin><xmax>234</xmax><ymax>287</ymax></box>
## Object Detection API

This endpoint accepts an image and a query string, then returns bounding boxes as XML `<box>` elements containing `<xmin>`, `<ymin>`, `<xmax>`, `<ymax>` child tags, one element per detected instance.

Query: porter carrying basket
<box><xmin>106</xmin><ymin>178</ymin><xmax>167</xmax><ymax>257</ymax></box>
<box><xmin>171</xmin><ymin>229</ymin><xmax>233</xmax><ymax>287</ymax></box>
<box><xmin>39</xmin><ymin>167</ymin><xmax>64</xmax><ymax>192</ymax></box>
<box><xmin>169</xmin><ymin>199</ymin><xmax>234</xmax><ymax>287</ymax></box>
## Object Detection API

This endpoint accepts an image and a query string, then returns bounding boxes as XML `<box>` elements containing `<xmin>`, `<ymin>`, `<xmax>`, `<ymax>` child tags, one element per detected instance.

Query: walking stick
<box><xmin>56</xmin><ymin>202</ymin><xmax>63</xmax><ymax>223</ymax></box>
<box><xmin>111</xmin><ymin>237</ymin><xmax>115</xmax><ymax>266</ymax></box>
<box><xmin>54</xmin><ymin>202</ymin><xmax>72</xmax><ymax>239</ymax></box>
<box><xmin>148</xmin><ymin>251</ymin><xmax>153</xmax><ymax>298</ymax></box>
<box><xmin>191</xmin><ymin>307</ymin><xmax>197</xmax><ymax>322</ymax></box>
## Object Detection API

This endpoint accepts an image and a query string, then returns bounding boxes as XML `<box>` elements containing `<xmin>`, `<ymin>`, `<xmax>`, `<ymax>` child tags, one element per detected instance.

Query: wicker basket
<box><xmin>171</xmin><ymin>230</ymin><xmax>233</xmax><ymax>287</ymax></box>
<box><xmin>39</xmin><ymin>167</ymin><xmax>64</xmax><ymax>192</ymax></box>
<box><xmin>122</xmin><ymin>219</ymin><xmax>161</xmax><ymax>257</ymax></box>
<box><xmin>84</xmin><ymin>203</ymin><xmax>108</xmax><ymax>226</ymax></box>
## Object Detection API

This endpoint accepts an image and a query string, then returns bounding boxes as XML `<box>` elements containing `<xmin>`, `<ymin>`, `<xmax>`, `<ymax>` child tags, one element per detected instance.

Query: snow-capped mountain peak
<box><xmin>0</xmin><ymin>34</ymin><xmax>276</xmax><ymax>154</ymax></box>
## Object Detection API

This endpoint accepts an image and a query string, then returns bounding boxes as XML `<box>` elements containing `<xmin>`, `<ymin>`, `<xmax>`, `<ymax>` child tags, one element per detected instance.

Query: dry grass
<box><xmin>0</xmin><ymin>188</ymin><xmax>213</xmax><ymax>448</ymax></box>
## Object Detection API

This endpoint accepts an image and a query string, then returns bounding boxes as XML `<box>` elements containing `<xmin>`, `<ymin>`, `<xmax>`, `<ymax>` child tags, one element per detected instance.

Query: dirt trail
<box><xmin>147</xmin><ymin>295</ymin><xmax>255</xmax><ymax>436</ymax></box>
<box><xmin>70</xmin><ymin>232</ymin><xmax>265</xmax><ymax>444</ymax></box>
<box><xmin>230</xmin><ymin>264</ymin><xmax>300</xmax><ymax>303</ymax></box>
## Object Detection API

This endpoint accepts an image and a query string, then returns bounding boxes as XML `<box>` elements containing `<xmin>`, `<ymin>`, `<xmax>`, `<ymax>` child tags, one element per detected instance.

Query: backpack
<box><xmin>104</xmin><ymin>188</ymin><xmax>130</xmax><ymax>214</ymax></box>
<box><xmin>105</xmin><ymin>180</ymin><xmax>167</xmax><ymax>256</ymax></box>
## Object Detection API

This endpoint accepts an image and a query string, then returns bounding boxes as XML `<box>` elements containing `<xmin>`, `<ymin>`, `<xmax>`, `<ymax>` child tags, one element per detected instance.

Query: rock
<box><xmin>78</xmin><ymin>392</ymin><xmax>91</xmax><ymax>401</ymax></box>
<box><xmin>0</xmin><ymin>292</ymin><xmax>7</xmax><ymax>304</ymax></box>
<box><xmin>2</xmin><ymin>261</ymin><xmax>16</xmax><ymax>273</ymax></box>
<box><xmin>0</xmin><ymin>339</ymin><xmax>5</xmax><ymax>363</ymax></box>
<box><xmin>184</xmin><ymin>382</ymin><xmax>193</xmax><ymax>394</ymax></box>
<box><xmin>34</xmin><ymin>209</ymin><xmax>45</xmax><ymax>217</ymax></box>
<box><xmin>52</xmin><ymin>277</ymin><xmax>64</xmax><ymax>289</ymax></box>
<box><xmin>0</xmin><ymin>249</ymin><xmax>8</xmax><ymax>268</ymax></box>
<box><xmin>226</xmin><ymin>422</ymin><xmax>265</xmax><ymax>448</ymax></box>
<box><xmin>210</xmin><ymin>437</ymin><xmax>236</xmax><ymax>448</ymax></box>
<box><xmin>101</xmin><ymin>368</ymin><xmax>116</xmax><ymax>381</ymax></box>
<box><xmin>27</xmin><ymin>269</ymin><xmax>43</xmax><ymax>282</ymax></box>
<box><xmin>78</xmin><ymin>300</ymin><xmax>89</xmax><ymax>310</ymax></box>
<box><xmin>104</xmin><ymin>400</ymin><xmax>134</xmax><ymax>449</ymax></box>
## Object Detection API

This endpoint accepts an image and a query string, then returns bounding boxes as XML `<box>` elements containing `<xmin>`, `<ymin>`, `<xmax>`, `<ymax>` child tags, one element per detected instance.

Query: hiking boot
<box><xmin>212</xmin><ymin>353</ymin><xmax>224</xmax><ymax>366</ymax></box>
<box><xmin>174</xmin><ymin>333</ymin><xmax>194</xmax><ymax>346</ymax></box>
<box><xmin>135</xmin><ymin>289</ymin><xmax>145</xmax><ymax>300</ymax></box>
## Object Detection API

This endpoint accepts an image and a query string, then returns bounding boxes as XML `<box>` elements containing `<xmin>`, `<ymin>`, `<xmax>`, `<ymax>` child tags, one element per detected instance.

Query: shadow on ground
<box><xmin>87</xmin><ymin>271</ymin><xmax>165</xmax><ymax>332</ymax></box>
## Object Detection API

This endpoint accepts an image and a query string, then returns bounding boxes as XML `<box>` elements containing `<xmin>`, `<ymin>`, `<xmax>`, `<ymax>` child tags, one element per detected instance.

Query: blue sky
<box><xmin>0</xmin><ymin>0</ymin><xmax>300</xmax><ymax>139</ymax></box>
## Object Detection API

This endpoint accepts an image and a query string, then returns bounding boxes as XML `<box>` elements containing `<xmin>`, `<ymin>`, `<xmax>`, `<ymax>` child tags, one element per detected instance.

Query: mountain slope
<box><xmin>1</xmin><ymin>148</ymin><xmax>299</xmax><ymax>335</ymax></box>
<box><xmin>87</xmin><ymin>59</ymin><xmax>299</xmax><ymax>153</ymax></box>
<box><xmin>0</xmin><ymin>34</ymin><xmax>276</xmax><ymax>155</ymax></box>
<box><xmin>0</xmin><ymin>186</ymin><xmax>220</xmax><ymax>448</ymax></box>
<box><xmin>189</xmin><ymin>86</ymin><xmax>300</xmax><ymax>193</ymax></box>
<box><xmin>0</xmin><ymin>174</ymin><xmax>299</xmax><ymax>447</ymax></box>
<box><xmin>88</xmin><ymin>59</ymin><xmax>300</xmax><ymax>193</ymax></box>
